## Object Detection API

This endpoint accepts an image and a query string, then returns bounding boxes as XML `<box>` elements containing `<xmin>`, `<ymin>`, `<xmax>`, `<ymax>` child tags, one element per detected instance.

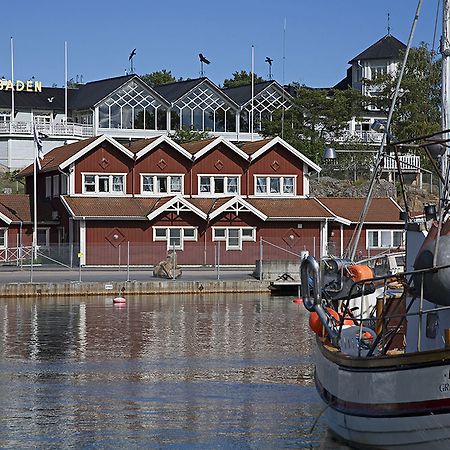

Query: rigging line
<box><xmin>346</xmin><ymin>0</ymin><xmax>424</xmax><ymax>261</ymax></box>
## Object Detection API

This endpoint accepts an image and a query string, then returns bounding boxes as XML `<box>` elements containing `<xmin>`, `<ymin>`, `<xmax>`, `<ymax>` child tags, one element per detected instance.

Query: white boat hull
<box><xmin>315</xmin><ymin>343</ymin><xmax>450</xmax><ymax>449</ymax></box>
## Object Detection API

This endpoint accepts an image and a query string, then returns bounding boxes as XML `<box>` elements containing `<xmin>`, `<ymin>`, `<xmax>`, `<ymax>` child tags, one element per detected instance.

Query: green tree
<box><xmin>261</xmin><ymin>86</ymin><xmax>365</xmax><ymax>162</ymax></box>
<box><xmin>367</xmin><ymin>43</ymin><xmax>441</xmax><ymax>141</ymax></box>
<box><xmin>170</xmin><ymin>127</ymin><xmax>210</xmax><ymax>144</ymax></box>
<box><xmin>223</xmin><ymin>70</ymin><xmax>265</xmax><ymax>88</ymax></box>
<box><xmin>141</xmin><ymin>70</ymin><xmax>179</xmax><ymax>87</ymax></box>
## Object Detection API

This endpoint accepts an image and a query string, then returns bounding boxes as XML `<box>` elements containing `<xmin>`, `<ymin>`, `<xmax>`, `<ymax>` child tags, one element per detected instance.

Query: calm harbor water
<box><xmin>0</xmin><ymin>294</ymin><xmax>348</xmax><ymax>449</ymax></box>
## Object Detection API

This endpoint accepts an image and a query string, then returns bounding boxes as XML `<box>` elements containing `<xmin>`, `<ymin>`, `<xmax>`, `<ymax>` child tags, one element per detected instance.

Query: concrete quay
<box><xmin>0</xmin><ymin>266</ymin><xmax>272</xmax><ymax>298</ymax></box>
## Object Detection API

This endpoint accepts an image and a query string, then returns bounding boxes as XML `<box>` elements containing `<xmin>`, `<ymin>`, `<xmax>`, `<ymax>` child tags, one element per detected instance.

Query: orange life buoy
<box><xmin>347</xmin><ymin>265</ymin><xmax>374</xmax><ymax>282</ymax></box>
<box><xmin>309</xmin><ymin>307</ymin><xmax>354</xmax><ymax>336</ymax></box>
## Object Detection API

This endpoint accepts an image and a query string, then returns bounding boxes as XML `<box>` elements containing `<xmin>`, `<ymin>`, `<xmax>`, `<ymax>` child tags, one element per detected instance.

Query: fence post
<box><xmin>259</xmin><ymin>237</ymin><xmax>263</xmax><ymax>281</ymax></box>
<box><xmin>217</xmin><ymin>241</ymin><xmax>220</xmax><ymax>281</ymax></box>
<box><xmin>127</xmin><ymin>241</ymin><xmax>130</xmax><ymax>282</ymax></box>
<box><xmin>172</xmin><ymin>241</ymin><xmax>176</xmax><ymax>281</ymax></box>
<box><xmin>118</xmin><ymin>244</ymin><xmax>121</xmax><ymax>270</ymax></box>
<box><xmin>70</xmin><ymin>243</ymin><xmax>73</xmax><ymax>269</ymax></box>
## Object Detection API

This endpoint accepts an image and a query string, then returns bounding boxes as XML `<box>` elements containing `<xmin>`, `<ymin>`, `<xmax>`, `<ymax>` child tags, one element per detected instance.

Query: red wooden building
<box><xmin>15</xmin><ymin>135</ymin><xmax>404</xmax><ymax>266</ymax></box>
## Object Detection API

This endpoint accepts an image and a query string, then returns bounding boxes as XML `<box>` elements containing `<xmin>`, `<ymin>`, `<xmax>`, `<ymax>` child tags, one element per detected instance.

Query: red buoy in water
<box><xmin>113</xmin><ymin>297</ymin><xmax>126</xmax><ymax>304</ymax></box>
<box><xmin>293</xmin><ymin>297</ymin><xmax>303</xmax><ymax>304</ymax></box>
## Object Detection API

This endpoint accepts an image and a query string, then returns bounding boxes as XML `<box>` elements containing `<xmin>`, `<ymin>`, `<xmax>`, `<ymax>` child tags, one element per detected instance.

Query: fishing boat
<box><xmin>301</xmin><ymin>1</ymin><xmax>450</xmax><ymax>448</ymax></box>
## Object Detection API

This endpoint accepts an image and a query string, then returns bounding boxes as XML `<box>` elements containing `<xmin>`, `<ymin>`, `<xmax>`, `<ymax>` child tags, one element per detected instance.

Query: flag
<box><xmin>33</xmin><ymin>124</ymin><xmax>44</xmax><ymax>170</ymax></box>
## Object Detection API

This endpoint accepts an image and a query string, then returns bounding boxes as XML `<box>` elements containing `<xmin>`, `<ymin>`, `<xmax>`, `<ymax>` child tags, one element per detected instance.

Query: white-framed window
<box><xmin>82</xmin><ymin>173</ymin><xmax>126</xmax><ymax>195</ymax></box>
<box><xmin>45</xmin><ymin>176</ymin><xmax>52</xmax><ymax>199</ymax></box>
<box><xmin>198</xmin><ymin>175</ymin><xmax>240</xmax><ymax>195</ymax></box>
<box><xmin>212</xmin><ymin>226</ymin><xmax>256</xmax><ymax>250</ymax></box>
<box><xmin>52</xmin><ymin>175</ymin><xmax>59</xmax><ymax>197</ymax></box>
<box><xmin>153</xmin><ymin>226</ymin><xmax>197</xmax><ymax>250</ymax></box>
<box><xmin>254</xmin><ymin>175</ymin><xmax>296</xmax><ymax>196</ymax></box>
<box><xmin>0</xmin><ymin>228</ymin><xmax>7</xmax><ymax>249</ymax></box>
<box><xmin>367</xmin><ymin>230</ymin><xmax>404</xmax><ymax>248</ymax></box>
<box><xmin>33</xmin><ymin>112</ymin><xmax>52</xmax><ymax>128</ymax></box>
<box><xmin>0</xmin><ymin>111</ymin><xmax>11</xmax><ymax>124</ymax></box>
<box><xmin>141</xmin><ymin>174</ymin><xmax>183</xmax><ymax>195</ymax></box>
<box><xmin>60</xmin><ymin>173</ymin><xmax>68</xmax><ymax>195</ymax></box>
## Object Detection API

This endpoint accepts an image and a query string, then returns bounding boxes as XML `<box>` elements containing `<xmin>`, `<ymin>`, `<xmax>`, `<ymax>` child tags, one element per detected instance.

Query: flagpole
<box><xmin>251</xmin><ymin>45</ymin><xmax>255</xmax><ymax>142</ymax></box>
<box><xmin>64</xmin><ymin>41</ymin><xmax>68</xmax><ymax>123</ymax></box>
<box><xmin>10</xmin><ymin>37</ymin><xmax>14</xmax><ymax>126</ymax></box>
<box><xmin>281</xmin><ymin>18</ymin><xmax>286</xmax><ymax>140</ymax></box>
<box><xmin>31</xmin><ymin>130</ymin><xmax>36</xmax><ymax>282</ymax></box>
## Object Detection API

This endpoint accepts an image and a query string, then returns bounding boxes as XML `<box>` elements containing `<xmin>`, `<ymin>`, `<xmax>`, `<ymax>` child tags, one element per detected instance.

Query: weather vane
<box><xmin>265</xmin><ymin>56</ymin><xmax>273</xmax><ymax>80</ymax></box>
<box><xmin>199</xmin><ymin>53</ymin><xmax>210</xmax><ymax>76</ymax></box>
<box><xmin>129</xmin><ymin>48</ymin><xmax>136</xmax><ymax>74</ymax></box>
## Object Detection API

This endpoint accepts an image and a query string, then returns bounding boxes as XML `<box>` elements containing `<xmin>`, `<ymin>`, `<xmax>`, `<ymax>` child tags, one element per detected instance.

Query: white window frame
<box><xmin>45</xmin><ymin>176</ymin><xmax>52</xmax><ymax>199</ymax></box>
<box><xmin>254</xmin><ymin>175</ymin><xmax>296</xmax><ymax>196</ymax></box>
<box><xmin>0</xmin><ymin>228</ymin><xmax>7</xmax><ymax>249</ymax></box>
<box><xmin>140</xmin><ymin>174</ymin><xmax>184</xmax><ymax>195</ymax></box>
<box><xmin>153</xmin><ymin>226</ymin><xmax>198</xmax><ymax>250</ymax></box>
<box><xmin>212</xmin><ymin>226</ymin><xmax>256</xmax><ymax>251</ymax></box>
<box><xmin>197</xmin><ymin>175</ymin><xmax>241</xmax><ymax>196</ymax></box>
<box><xmin>81</xmin><ymin>173</ymin><xmax>126</xmax><ymax>195</ymax></box>
<box><xmin>366</xmin><ymin>229</ymin><xmax>404</xmax><ymax>249</ymax></box>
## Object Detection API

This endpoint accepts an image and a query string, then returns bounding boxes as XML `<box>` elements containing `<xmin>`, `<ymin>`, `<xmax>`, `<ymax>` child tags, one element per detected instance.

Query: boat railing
<box><xmin>331</xmin><ymin>262</ymin><xmax>450</xmax><ymax>357</ymax></box>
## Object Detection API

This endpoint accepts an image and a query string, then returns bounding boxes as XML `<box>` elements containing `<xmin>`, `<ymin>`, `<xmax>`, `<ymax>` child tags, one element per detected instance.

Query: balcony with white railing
<box><xmin>0</xmin><ymin>121</ymin><xmax>94</xmax><ymax>138</ymax></box>
<box><xmin>334</xmin><ymin>130</ymin><xmax>384</xmax><ymax>144</ymax></box>
<box><xmin>382</xmin><ymin>153</ymin><xmax>421</xmax><ymax>173</ymax></box>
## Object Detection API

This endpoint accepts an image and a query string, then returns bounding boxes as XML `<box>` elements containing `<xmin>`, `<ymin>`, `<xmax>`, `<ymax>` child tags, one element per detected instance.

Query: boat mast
<box><xmin>442</xmin><ymin>0</ymin><xmax>450</xmax><ymax>197</ymax></box>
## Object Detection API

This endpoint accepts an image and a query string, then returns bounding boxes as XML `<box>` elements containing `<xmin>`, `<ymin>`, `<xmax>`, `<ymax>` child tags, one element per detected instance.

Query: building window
<box><xmin>98</xmin><ymin>80</ymin><xmax>168</xmax><ymax>130</ymax></box>
<box><xmin>52</xmin><ymin>175</ymin><xmax>59</xmax><ymax>197</ymax></box>
<box><xmin>255</xmin><ymin>176</ymin><xmax>296</xmax><ymax>196</ymax></box>
<box><xmin>212</xmin><ymin>227</ymin><xmax>256</xmax><ymax>250</ymax></box>
<box><xmin>198</xmin><ymin>175</ymin><xmax>240</xmax><ymax>196</ymax></box>
<box><xmin>45</xmin><ymin>176</ymin><xmax>52</xmax><ymax>198</ymax></box>
<box><xmin>153</xmin><ymin>226</ymin><xmax>197</xmax><ymax>250</ymax></box>
<box><xmin>141</xmin><ymin>175</ymin><xmax>183</xmax><ymax>195</ymax></box>
<box><xmin>37</xmin><ymin>228</ymin><xmax>49</xmax><ymax>247</ymax></box>
<box><xmin>0</xmin><ymin>228</ymin><xmax>7</xmax><ymax>249</ymax></box>
<box><xmin>82</xmin><ymin>174</ymin><xmax>126</xmax><ymax>195</ymax></box>
<box><xmin>367</xmin><ymin>230</ymin><xmax>404</xmax><ymax>248</ymax></box>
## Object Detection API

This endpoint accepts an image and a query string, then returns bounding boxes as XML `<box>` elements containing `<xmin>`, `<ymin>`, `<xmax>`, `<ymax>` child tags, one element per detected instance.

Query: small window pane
<box><xmin>157</xmin><ymin>177</ymin><xmax>167</xmax><ymax>193</ymax></box>
<box><xmin>270</xmin><ymin>178</ymin><xmax>280</xmax><ymax>193</ymax></box>
<box><xmin>170</xmin><ymin>176</ymin><xmax>182</xmax><ymax>193</ymax></box>
<box><xmin>228</xmin><ymin>229</ymin><xmax>240</xmax><ymax>248</ymax></box>
<box><xmin>143</xmin><ymin>176</ymin><xmax>154</xmax><ymax>192</ymax></box>
<box><xmin>283</xmin><ymin>177</ymin><xmax>294</xmax><ymax>194</ymax></box>
<box><xmin>380</xmin><ymin>231</ymin><xmax>391</xmax><ymax>247</ymax></box>
<box><xmin>184</xmin><ymin>228</ymin><xmax>195</xmax><ymax>238</ymax></box>
<box><xmin>0</xmin><ymin>230</ymin><xmax>6</xmax><ymax>247</ymax></box>
<box><xmin>214</xmin><ymin>228</ymin><xmax>226</xmax><ymax>239</ymax></box>
<box><xmin>98</xmin><ymin>176</ymin><xmax>109</xmax><ymax>192</ymax></box>
<box><xmin>393</xmin><ymin>231</ymin><xmax>403</xmax><ymax>247</ymax></box>
<box><xmin>155</xmin><ymin>228</ymin><xmax>166</xmax><ymax>238</ymax></box>
<box><xmin>242</xmin><ymin>228</ymin><xmax>254</xmax><ymax>238</ymax></box>
<box><xmin>214</xmin><ymin>177</ymin><xmax>224</xmax><ymax>194</ymax></box>
<box><xmin>169</xmin><ymin>228</ymin><xmax>181</xmax><ymax>247</ymax></box>
<box><xmin>112</xmin><ymin>176</ymin><xmax>124</xmax><ymax>192</ymax></box>
<box><xmin>84</xmin><ymin>175</ymin><xmax>95</xmax><ymax>192</ymax></box>
<box><xmin>200</xmin><ymin>177</ymin><xmax>211</xmax><ymax>193</ymax></box>
<box><xmin>227</xmin><ymin>177</ymin><xmax>238</xmax><ymax>193</ymax></box>
<box><xmin>368</xmin><ymin>231</ymin><xmax>378</xmax><ymax>247</ymax></box>
<box><xmin>256</xmin><ymin>177</ymin><xmax>266</xmax><ymax>194</ymax></box>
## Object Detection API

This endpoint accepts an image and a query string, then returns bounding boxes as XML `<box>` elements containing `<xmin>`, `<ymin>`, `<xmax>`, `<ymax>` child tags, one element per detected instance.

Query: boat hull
<box><xmin>315</xmin><ymin>341</ymin><xmax>450</xmax><ymax>449</ymax></box>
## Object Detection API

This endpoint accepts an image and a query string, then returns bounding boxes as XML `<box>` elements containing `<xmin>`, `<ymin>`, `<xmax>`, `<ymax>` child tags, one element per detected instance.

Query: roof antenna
<box><xmin>387</xmin><ymin>12</ymin><xmax>391</xmax><ymax>35</ymax></box>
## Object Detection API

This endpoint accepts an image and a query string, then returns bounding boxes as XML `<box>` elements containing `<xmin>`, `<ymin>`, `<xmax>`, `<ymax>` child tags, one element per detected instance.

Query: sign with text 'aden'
<box><xmin>0</xmin><ymin>79</ymin><xmax>42</xmax><ymax>92</ymax></box>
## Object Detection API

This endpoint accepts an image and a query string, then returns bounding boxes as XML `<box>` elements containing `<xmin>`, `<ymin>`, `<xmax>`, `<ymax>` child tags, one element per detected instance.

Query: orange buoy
<box><xmin>292</xmin><ymin>297</ymin><xmax>303</xmax><ymax>304</ymax></box>
<box><xmin>113</xmin><ymin>297</ymin><xmax>126</xmax><ymax>304</ymax></box>
<box><xmin>309</xmin><ymin>307</ymin><xmax>354</xmax><ymax>336</ymax></box>
<box><xmin>347</xmin><ymin>265</ymin><xmax>374</xmax><ymax>282</ymax></box>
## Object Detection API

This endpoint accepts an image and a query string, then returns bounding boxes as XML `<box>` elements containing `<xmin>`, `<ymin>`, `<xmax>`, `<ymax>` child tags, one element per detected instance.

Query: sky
<box><xmin>0</xmin><ymin>0</ymin><xmax>442</xmax><ymax>89</ymax></box>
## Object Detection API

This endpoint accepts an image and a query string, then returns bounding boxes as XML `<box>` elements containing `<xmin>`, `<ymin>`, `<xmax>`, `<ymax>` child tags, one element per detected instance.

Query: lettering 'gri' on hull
<box><xmin>0</xmin><ymin>79</ymin><xmax>42</xmax><ymax>92</ymax></box>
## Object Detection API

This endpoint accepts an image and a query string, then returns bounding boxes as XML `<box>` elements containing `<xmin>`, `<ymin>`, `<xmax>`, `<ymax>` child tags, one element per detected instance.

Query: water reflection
<box><xmin>0</xmin><ymin>294</ymin><xmax>347</xmax><ymax>448</ymax></box>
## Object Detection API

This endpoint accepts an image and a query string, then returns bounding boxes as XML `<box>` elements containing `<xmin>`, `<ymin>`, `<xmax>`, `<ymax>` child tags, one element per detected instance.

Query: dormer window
<box><xmin>198</xmin><ymin>175</ymin><xmax>240</xmax><ymax>196</ymax></box>
<box><xmin>141</xmin><ymin>174</ymin><xmax>183</xmax><ymax>195</ymax></box>
<box><xmin>255</xmin><ymin>175</ymin><xmax>295</xmax><ymax>196</ymax></box>
<box><xmin>82</xmin><ymin>173</ymin><xmax>126</xmax><ymax>195</ymax></box>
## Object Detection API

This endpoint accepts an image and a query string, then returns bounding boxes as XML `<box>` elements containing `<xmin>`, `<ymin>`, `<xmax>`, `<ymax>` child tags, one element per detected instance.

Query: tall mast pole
<box><xmin>441</xmin><ymin>0</ymin><xmax>450</xmax><ymax>197</ymax></box>
<box><xmin>10</xmin><ymin>37</ymin><xmax>14</xmax><ymax>125</ymax></box>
